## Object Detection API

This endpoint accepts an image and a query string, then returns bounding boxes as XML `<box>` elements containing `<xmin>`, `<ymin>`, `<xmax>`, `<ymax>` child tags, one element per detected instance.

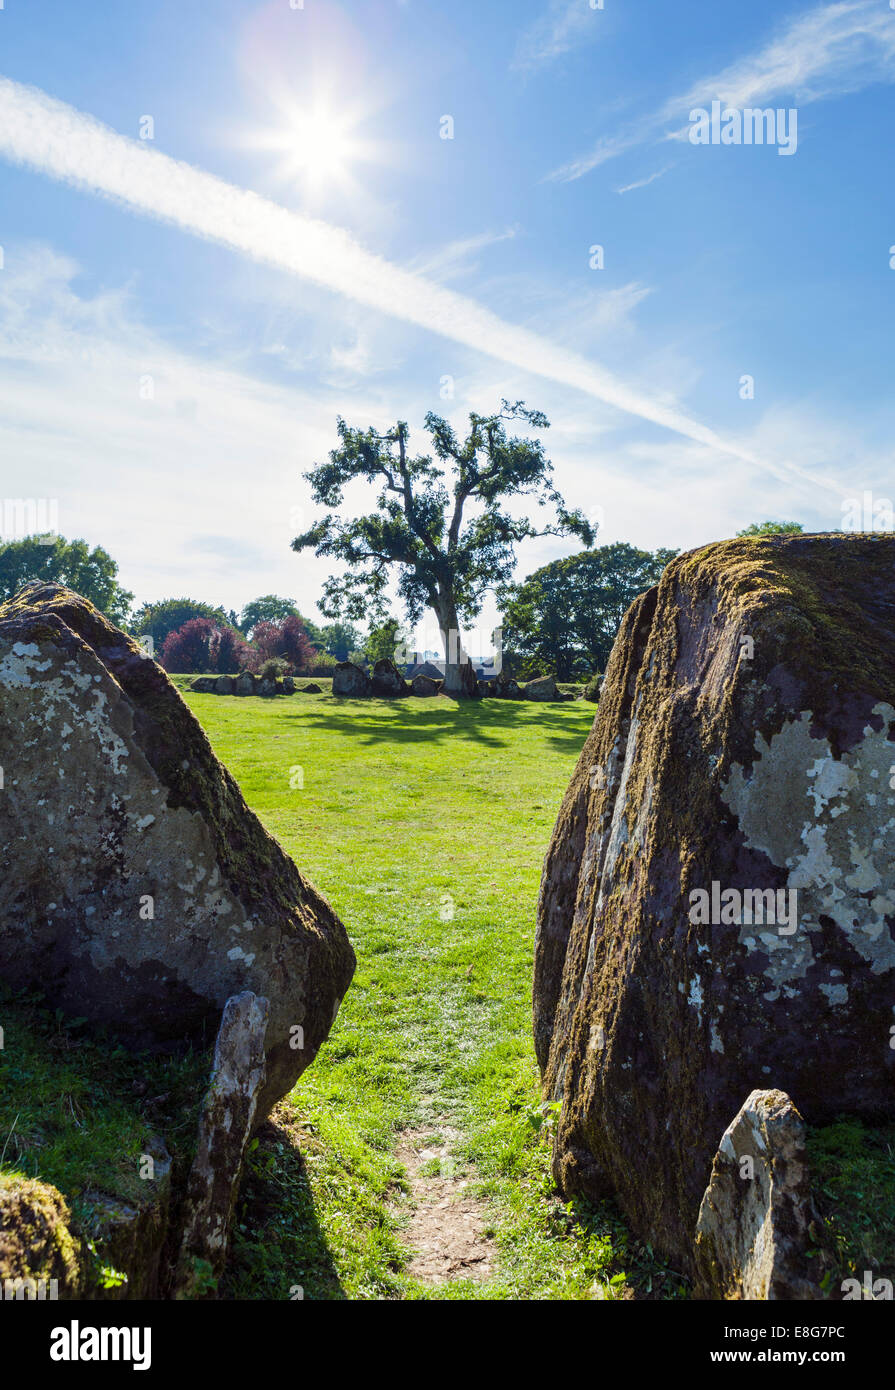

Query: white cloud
<box><xmin>549</xmin><ymin>0</ymin><xmax>895</xmax><ymax>180</ymax></box>
<box><xmin>513</xmin><ymin>0</ymin><xmax>605</xmax><ymax>72</ymax></box>
<box><xmin>616</xmin><ymin>166</ymin><xmax>674</xmax><ymax>195</ymax></box>
<box><xmin>0</xmin><ymin>75</ymin><xmax>779</xmax><ymax>473</ymax></box>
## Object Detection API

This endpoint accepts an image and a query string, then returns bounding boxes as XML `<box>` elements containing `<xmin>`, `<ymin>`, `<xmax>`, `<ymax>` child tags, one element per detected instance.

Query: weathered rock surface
<box><xmin>333</xmin><ymin>661</ymin><xmax>372</xmax><ymax>697</ymax></box>
<box><xmin>535</xmin><ymin>535</ymin><xmax>895</xmax><ymax>1269</ymax></box>
<box><xmin>189</xmin><ymin>677</ymin><xmax>217</xmax><ymax>693</ymax></box>
<box><xmin>694</xmin><ymin>1089</ymin><xmax>820</xmax><ymax>1300</ymax></box>
<box><xmin>235</xmin><ymin>672</ymin><xmax>256</xmax><ymax>695</ymax></box>
<box><xmin>176</xmin><ymin>992</ymin><xmax>268</xmax><ymax>1297</ymax></box>
<box><xmin>411</xmin><ymin>674</ymin><xmax>441</xmax><ymax>697</ymax></box>
<box><xmin>299</xmin><ymin>682</ymin><xmax>323</xmax><ymax>694</ymax></box>
<box><xmin>492</xmin><ymin>675</ymin><xmax>522</xmax><ymax>700</ymax></box>
<box><xmin>0</xmin><ymin>583</ymin><xmax>355</xmax><ymax>1120</ymax></box>
<box><xmin>371</xmin><ymin>659</ymin><xmax>409</xmax><ymax>697</ymax></box>
<box><xmin>214</xmin><ymin>676</ymin><xmax>235</xmax><ymax>695</ymax></box>
<box><xmin>523</xmin><ymin>675</ymin><xmax>558</xmax><ymax>702</ymax></box>
<box><xmin>282</xmin><ymin>676</ymin><xmax>295</xmax><ymax>694</ymax></box>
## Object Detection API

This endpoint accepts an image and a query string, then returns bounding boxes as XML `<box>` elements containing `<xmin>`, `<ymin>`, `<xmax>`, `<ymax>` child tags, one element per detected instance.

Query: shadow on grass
<box><xmin>282</xmin><ymin>697</ymin><xmax>593</xmax><ymax>756</ymax></box>
<box><xmin>221</xmin><ymin>1114</ymin><xmax>346</xmax><ymax>1301</ymax></box>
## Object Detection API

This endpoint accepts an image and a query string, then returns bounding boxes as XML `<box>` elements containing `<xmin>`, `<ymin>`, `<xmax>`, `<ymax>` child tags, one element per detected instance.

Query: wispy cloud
<box><xmin>616</xmin><ymin>165</ymin><xmax>674</xmax><ymax>195</ymax></box>
<box><xmin>409</xmin><ymin>226</ymin><xmax>520</xmax><ymax>281</ymax></box>
<box><xmin>513</xmin><ymin>0</ymin><xmax>605</xmax><ymax>72</ymax></box>
<box><xmin>0</xmin><ymin>75</ymin><xmax>785</xmax><ymax>475</ymax></box>
<box><xmin>549</xmin><ymin>0</ymin><xmax>895</xmax><ymax>180</ymax></box>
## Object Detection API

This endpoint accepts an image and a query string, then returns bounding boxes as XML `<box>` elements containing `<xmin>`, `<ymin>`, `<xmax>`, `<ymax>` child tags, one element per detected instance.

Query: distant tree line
<box><xmin>0</xmin><ymin>519</ymin><xmax>805</xmax><ymax>678</ymax></box>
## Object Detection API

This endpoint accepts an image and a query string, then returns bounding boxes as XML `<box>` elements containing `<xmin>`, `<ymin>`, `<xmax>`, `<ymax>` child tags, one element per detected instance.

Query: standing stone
<box><xmin>523</xmin><ymin>675</ymin><xmax>557</xmax><ymax>702</ymax></box>
<box><xmin>0</xmin><ymin>583</ymin><xmax>355</xmax><ymax>1121</ymax></box>
<box><xmin>299</xmin><ymin>682</ymin><xmax>322</xmax><ymax>694</ymax></box>
<box><xmin>189</xmin><ymin>677</ymin><xmax>217</xmax><ymax>693</ymax></box>
<box><xmin>411</xmin><ymin>674</ymin><xmax>441</xmax><ymax>697</ymax></box>
<box><xmin>371</xmin><ymin>659</ymin><xmax>409</xmax><ymax>697</ymax></box>
<box><xmin>694</xmin><ymin>1090</ymin><xmax>821</xmax><ymax>1300</ymax></box>
<box><xmin>493</xmin><ymin>676</ymin><xmax>522</xmax><ymax>700</ymax></box>
<box><xmin>175</xmin><ymin>992</ymin><xmax>269</xmax><ymax>1297</ymax></box>
<box><xmin>535</xmin><ymin>534</ymin><xmax>895</xmax><ymax>1270</ymax></box>
<box><xmin>282</xmin><ymin>676</ymin><xmax>295</xmax><ymax>694</ymax></box>
<box><xmin>332</xmin><ymin>661</ymin><xmax>372</xmax><ymax>697</ymax></box>
<box><xmin>235</xmin><ymin>672</ymin><xmax>256</xmax><ymax>695</ymax></box>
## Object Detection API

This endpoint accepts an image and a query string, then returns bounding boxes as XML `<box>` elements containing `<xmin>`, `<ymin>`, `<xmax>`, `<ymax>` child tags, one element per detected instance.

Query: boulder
<box><xmin>300</xmin><ymin>682</ymin><xmax>323</xmax><ymax>694</ymax></box>
<box><xmin>256</xmin><ymin>677</ymin><xmax>278</xmax><ymax>697</ymax></box>
<box><xmin>235</xmin><ymin>672</ymin><xmax>256</xmax><ymax>695</ymax></box>
<box><xmin>332</xmin><ymin>661</ymin><xmax>372</xmax><ymax>698</ymax></box>
<box><xmin>0</xmin><ymin>583</ymin><xmax>355</xmax><ymax>1121</ymax></box>
<box><xmin>694</xmin><ymin>1089</ymin><xmax>820</xmax><ymax>1300</ymax></box>
<box><xmin>523</xmin><ymin>675</ymin><xmax>558</xmax><ymax>702</ymax></box>
<box><xmin>411</xmin><ymin>674</ymin><xmax>441</xmax><ymax>697</ymax></box>
<box><xmin>371</xmin><ymin>659</ymin><xmax>409</xmax><ymax>697</ymax></box>
<box><xmin>189</xmin><ymin>677</ymin><xmax>217</xmax><ymax>693</ymax></box>
<box><xmin>492</xmin><ymin>676</ymin><xmax>522</xmax><ymax>700</ymax></box>
<box><xmin>214</xmin><ymin>675</ymin><xmax>235</xmax><ymax>695</ymax></box>
<box><xmin>535</xmin><ymin>534</ymin><xmax>895</xmax><ymax>1270</ymax></box>
<box><xmin>282</xmin><ymin>676</ymin><xmax>295</xmax><ymax>694</ymax></box>
<box><xmin>477</xmin><ymin>679</ymin><xmax>496</xmax><ymax>698</ymax></box>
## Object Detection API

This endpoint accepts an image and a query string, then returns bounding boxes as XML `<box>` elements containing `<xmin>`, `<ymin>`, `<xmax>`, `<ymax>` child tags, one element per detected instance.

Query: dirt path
<box><xmin>395</xmin><ymin>1127</ymin><xmax>496</xmax><ymax>1285</ymax></box>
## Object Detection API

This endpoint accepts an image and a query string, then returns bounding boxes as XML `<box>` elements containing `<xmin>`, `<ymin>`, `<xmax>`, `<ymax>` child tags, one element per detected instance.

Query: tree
<box><xmin>132</xmin><ymin>597</ymin><xmax>230</xmax><ymax>652</ymax></box>
<box><xmin>251</xmin><ymin>614</ymin><xmax>316</xmax><ymax>673</ymax></box>
<box><xmin>293</xmin><ymin>401</ymin><xmax>593</xmax><ymax>695</ymax></box>
<box><xmin>364</xmin><ymin>618</ymin><xmax>403</xmax><ymax>665</ymax></box>
<box><xmin>499</xmin><ymin>543</ymin><xmax>678</xmax><ymax>680</ymax></box>
<box><xmin>736</xmin><ymin>521</ymin><xmax>804</xmax><ymax>536</ymax></box>
<box><xmin>238</xmin><ymin>595</ymin><xmax>301</xmax><ymax>637</ymax></box>
<box><xmin>319</xmin><ymin>621</ymin><xmax>359</xmax><ymax>662</ymax></box>
<box><xmin>160</xmin><ymin>618</ymin><xmax>253</xmax><ymax>674</ymax></box>
<box><xmin>0</xmin><ymin>536</ymin><xmax>133</xmax><ymax>626</ymax></box>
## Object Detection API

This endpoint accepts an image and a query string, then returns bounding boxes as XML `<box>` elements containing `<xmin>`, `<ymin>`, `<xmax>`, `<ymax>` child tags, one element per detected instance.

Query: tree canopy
<box><xmin>736</xmin><ymin>521</ymin><xmax>804</xmax><ymax>536</ymax></box>
<box><xmin>238</xmin><ymin>595</ymin><xmax>301</xmax><ymax>637</ymax></box>
<box><xmin>0</xmin><ymin>536</ymin><xmax>133</xmax><ymax>627</ymax></box>
<box><xmin>292</xmin><ymin>401</ymin><xmax>593</xmax><ymax>693</ymax></box>
<box><xmin>499</xmin><ymin>542</ymin><xmax>678</xmax><ymax>680</ymax></box>
<box><xmin>132</xmin><ymin>597</ymin><xmax>233</xmax><ymax>651</ymax></box>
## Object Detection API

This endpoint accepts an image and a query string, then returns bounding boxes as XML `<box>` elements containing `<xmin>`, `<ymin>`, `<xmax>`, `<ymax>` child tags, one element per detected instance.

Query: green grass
<box><xmin>0</xmin><ymin>988</ymin><xmax>209</xmax><ymax>1287</ymax></box>
<box><xmin>172</xmin><ymin>686</ymin><xmax>684</xmax><ymax>1300</ymax></box>
<box><xmin>807</xmin><ymin>1118</ymin><xmax>895</xmax><ymax>1295</ymax></box>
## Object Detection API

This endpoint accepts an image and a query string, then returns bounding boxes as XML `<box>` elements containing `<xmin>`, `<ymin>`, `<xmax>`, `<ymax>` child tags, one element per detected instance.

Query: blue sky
<box><xmin>0</xmin><ymin>0</ymin><xmax>893</xmax><ymax>646</ymax></box>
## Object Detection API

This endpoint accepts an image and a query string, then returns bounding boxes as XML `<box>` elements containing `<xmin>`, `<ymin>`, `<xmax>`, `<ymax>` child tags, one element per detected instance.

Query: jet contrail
<box><xmin>0</xmin><ymin>76</ymin><xmax>834</xmax><ymax>489</ymax></box>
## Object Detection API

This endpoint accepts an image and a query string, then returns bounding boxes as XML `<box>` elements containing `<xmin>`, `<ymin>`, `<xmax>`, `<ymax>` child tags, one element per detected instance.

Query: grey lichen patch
<box><xmin>721</xmin><ymin>704</ymin><xmax>895</xmax><ymax>988</ymax></box>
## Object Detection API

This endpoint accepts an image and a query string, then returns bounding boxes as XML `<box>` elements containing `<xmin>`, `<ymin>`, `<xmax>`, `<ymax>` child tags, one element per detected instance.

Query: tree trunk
<box><xmin>435</xmin><ymin>597</ymin><xmax>478</xmax><ymax>698</ymax></box>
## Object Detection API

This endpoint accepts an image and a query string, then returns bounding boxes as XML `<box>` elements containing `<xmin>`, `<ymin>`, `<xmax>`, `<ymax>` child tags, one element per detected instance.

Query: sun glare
<box><xmin>252</xmin><ymin>98</ymin><xmax>380</xmax><ymax>199</ymax></box>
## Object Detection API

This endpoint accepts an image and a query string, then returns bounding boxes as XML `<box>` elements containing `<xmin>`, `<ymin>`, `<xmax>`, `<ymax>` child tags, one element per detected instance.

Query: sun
<box><xmin>251</xmin><ymin>97</ymin><xmax>380</xmax><ymax>200</ymax></box>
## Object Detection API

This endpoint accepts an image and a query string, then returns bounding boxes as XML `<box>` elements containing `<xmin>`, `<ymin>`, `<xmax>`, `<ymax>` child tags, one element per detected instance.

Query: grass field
<box><xmin>179</xmin><ymin>685</ymin><xmax>687</xmax><ymax>1301</ymax></box>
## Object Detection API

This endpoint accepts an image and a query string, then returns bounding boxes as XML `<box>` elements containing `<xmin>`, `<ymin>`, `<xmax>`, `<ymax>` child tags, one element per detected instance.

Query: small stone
<box><xmin>694</xmin><ymin>1089</ymin><xmax>821</xmax><ymax>1300</ymax></box>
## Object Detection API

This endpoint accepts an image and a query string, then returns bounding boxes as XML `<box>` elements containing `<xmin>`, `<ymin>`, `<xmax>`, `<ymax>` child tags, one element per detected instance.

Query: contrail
<box><xmin>0</xmin><ymin>76</ymin><xmax>832</xmax><ymax>488</ymax></box>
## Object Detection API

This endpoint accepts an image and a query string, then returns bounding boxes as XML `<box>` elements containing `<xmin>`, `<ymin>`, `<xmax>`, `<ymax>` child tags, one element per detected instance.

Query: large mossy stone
<box><xmin>332</xmin><ymin>661</ymin><xmax>371</xmax><ymax>698</ymax></box>
<box><xmin>0</xmin><ymin>583</ymin><xmax>355</xmax><ymax>1122</ymax></box>
<box><xmin>535</xmin><ymin>534</ymin><xmax>895</xmax><ymax>1270</ymax></box>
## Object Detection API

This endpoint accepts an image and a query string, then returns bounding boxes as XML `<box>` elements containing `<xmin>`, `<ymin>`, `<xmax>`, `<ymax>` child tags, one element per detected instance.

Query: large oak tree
<box><xmin>292</xmin><ymin>401</ymin><xmax>593</xmax><ymax>694</ymax></box>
